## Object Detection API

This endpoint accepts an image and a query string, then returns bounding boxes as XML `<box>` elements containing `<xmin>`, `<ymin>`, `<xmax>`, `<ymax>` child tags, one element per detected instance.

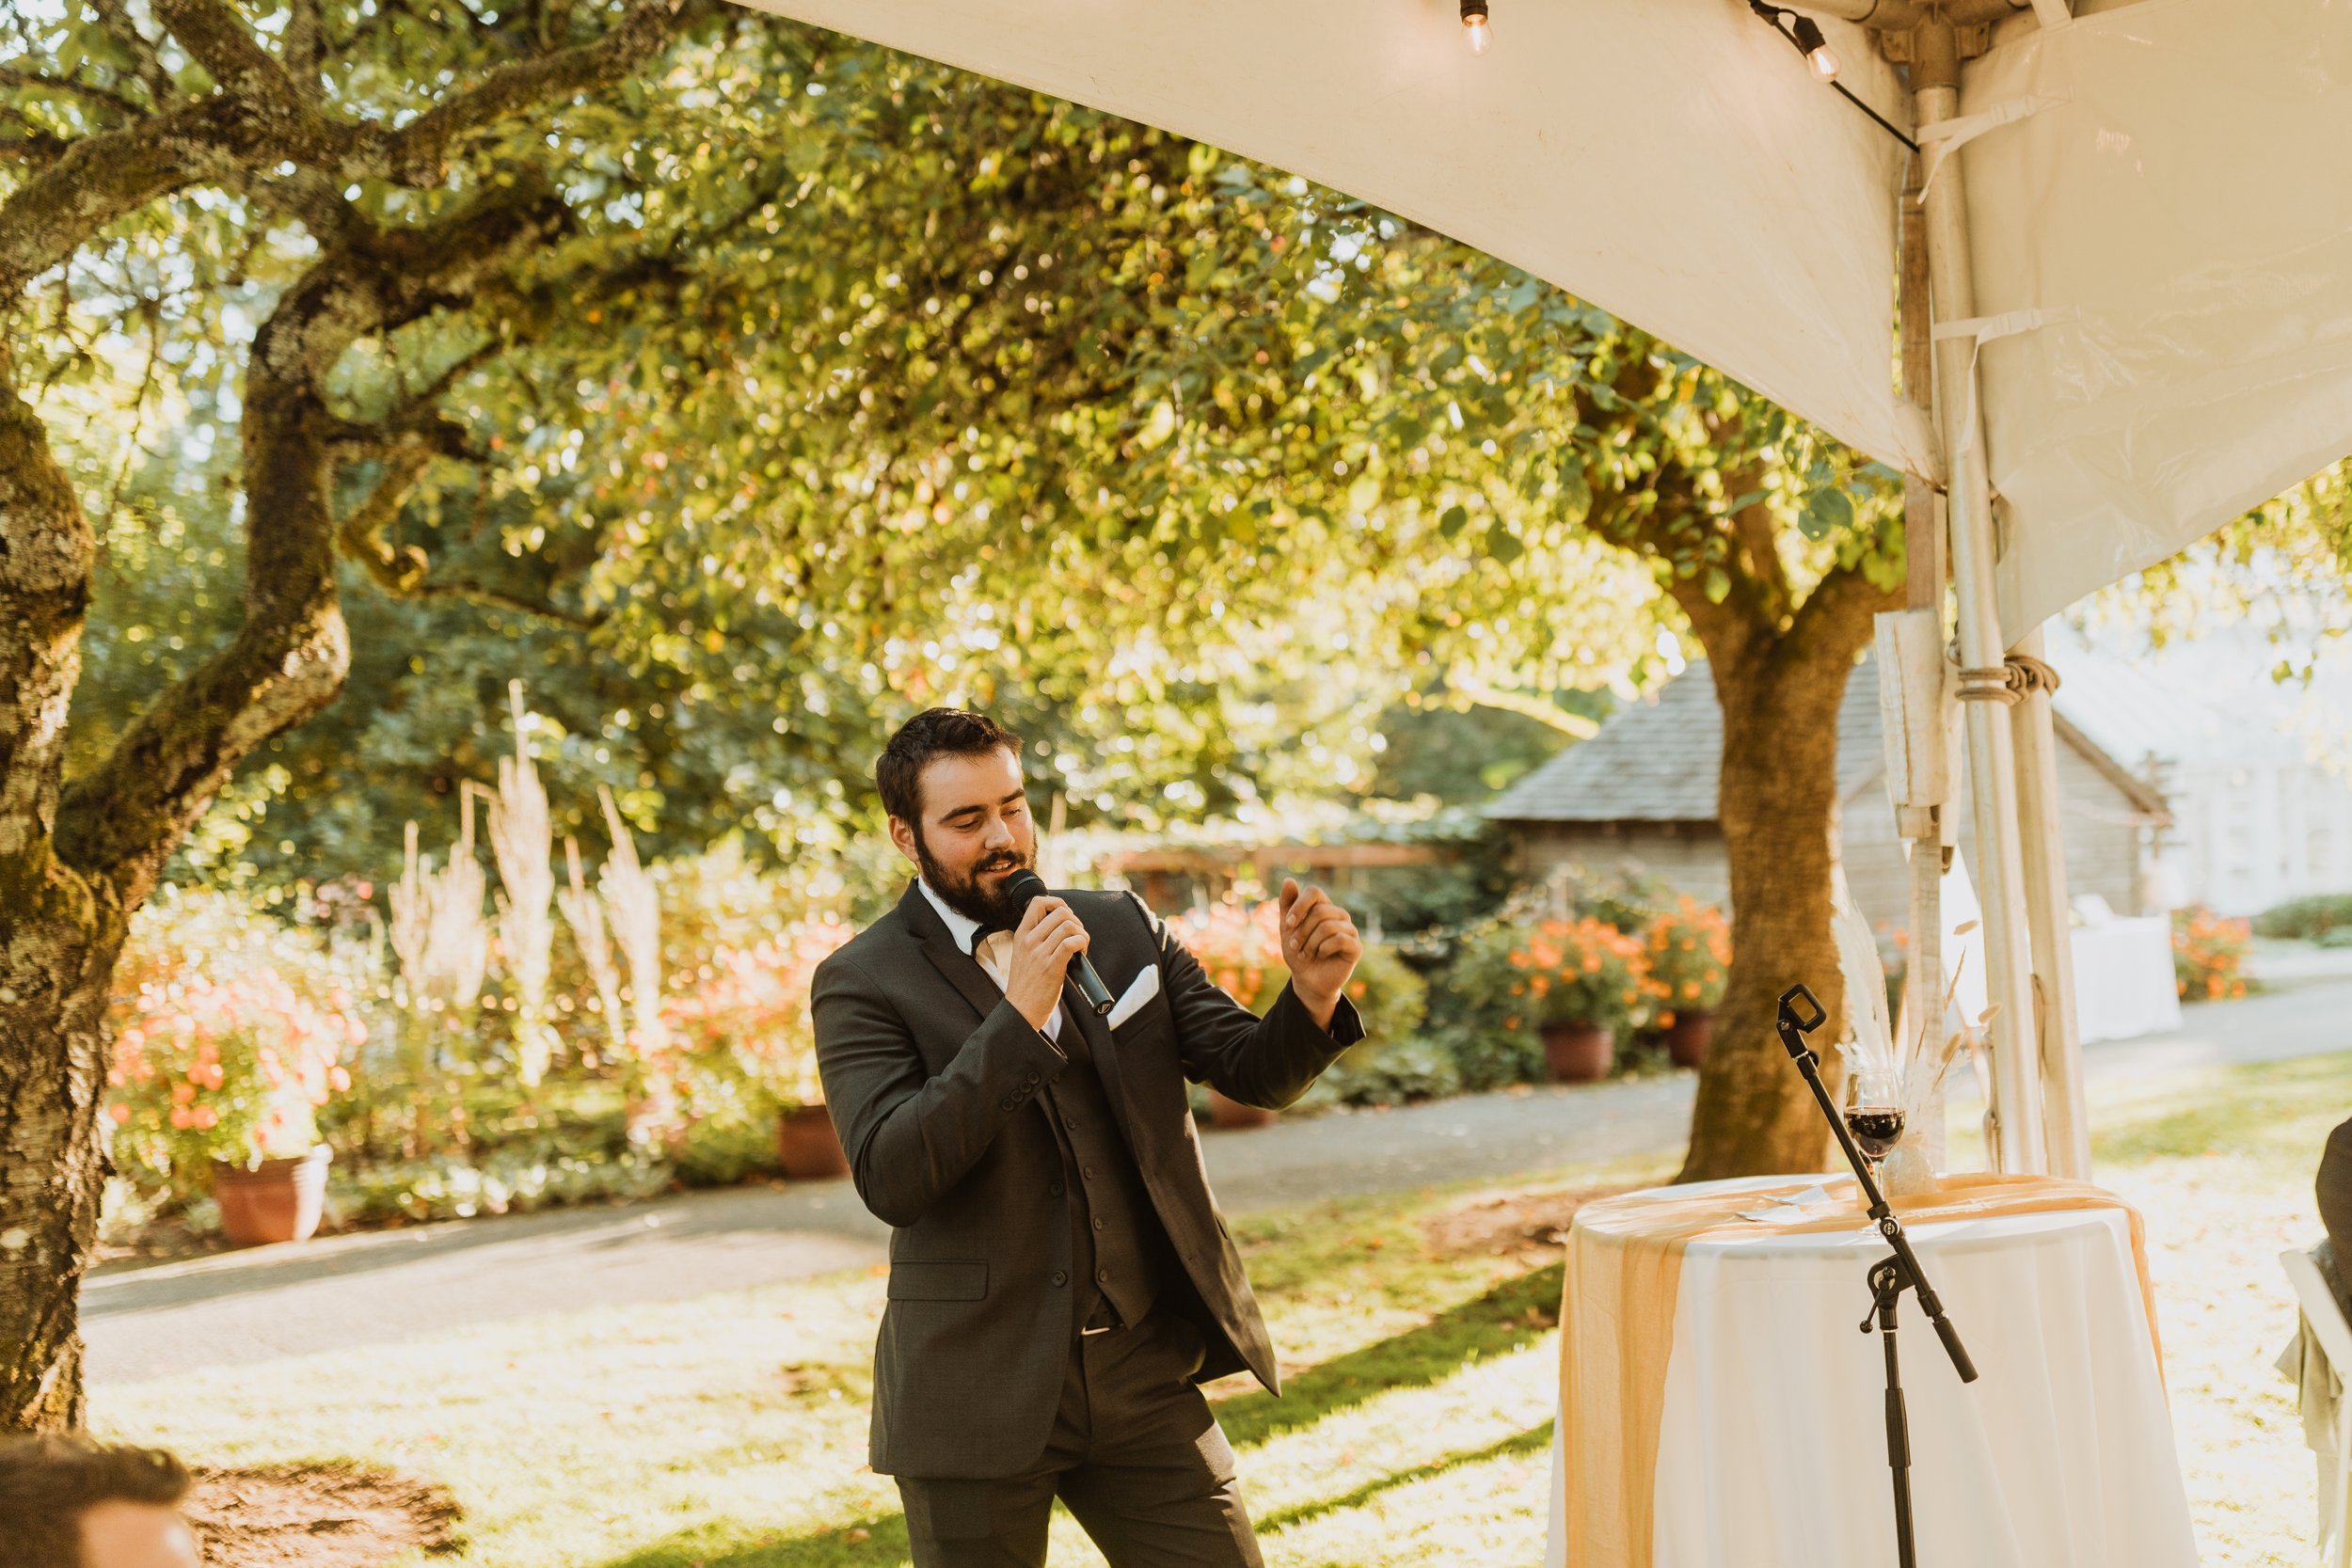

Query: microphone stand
<box><xmin>1775</xmin><ymin>983</ymin><xmax>1979</xmax><ymax>1568</ymax></box>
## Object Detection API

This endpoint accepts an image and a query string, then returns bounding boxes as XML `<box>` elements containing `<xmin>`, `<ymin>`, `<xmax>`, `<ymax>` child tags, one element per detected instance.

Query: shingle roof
<box><xmin>1485</xmin><ymin>656</ymin><xmax>1892</xmax><ymax>824</ymax></box>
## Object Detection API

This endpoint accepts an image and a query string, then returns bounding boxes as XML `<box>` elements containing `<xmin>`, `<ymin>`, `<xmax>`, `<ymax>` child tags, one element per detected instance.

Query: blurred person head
<box><xmin>878</xmin><ymin>708</ymin><xmax>1035</xmax><ymax>927</ymax></box>
<box><xmin>0</xmin><ymin>1434</ymin><xmax>199</xmax><ymax>1568</ymax></box>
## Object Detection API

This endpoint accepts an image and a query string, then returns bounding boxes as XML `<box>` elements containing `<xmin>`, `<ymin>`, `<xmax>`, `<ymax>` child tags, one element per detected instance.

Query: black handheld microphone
<box><xmin>1004</xmin><ymin>869</ymin><xmax>1116</xmax><ymax>1016</ymax></box>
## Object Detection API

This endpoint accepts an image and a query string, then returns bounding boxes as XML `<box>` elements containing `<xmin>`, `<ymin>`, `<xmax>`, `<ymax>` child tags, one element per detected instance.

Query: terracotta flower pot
<box><xmin>778</xmin><ymin>1104</ymin><xmax>851</xmax><ymax>1180</ymax></box>
<box><xmin>1663</xmin><ymin>1008</ymin><xmax>1716</xmax><ymax>1070</ymax></box>
<box><xmin>212</xmin><ymin>1147</ymin><xmax>331</xmax><ymax>1247</ymax></box>
<box><xmin>1204</xmin><ymin>1088</ymin><xmax>1277</xmax><ymax>1131</ymax></box>
<box><xmin>1540</xmin><ymin>1021</ymin><xmax>1615</xmax><ymax>1084</ymax></box>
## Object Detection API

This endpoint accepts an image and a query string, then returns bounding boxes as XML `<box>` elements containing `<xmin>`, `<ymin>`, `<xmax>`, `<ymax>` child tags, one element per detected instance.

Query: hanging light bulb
<box><xmin>1460</xmin><ymin>0</ymin><xmax>1492</xmax><ymax>55</ymax></box>
<box><xmin>1788</xmin><ymin>13</ymin><xmax>1840</xmax><ymax>83</ymax></box>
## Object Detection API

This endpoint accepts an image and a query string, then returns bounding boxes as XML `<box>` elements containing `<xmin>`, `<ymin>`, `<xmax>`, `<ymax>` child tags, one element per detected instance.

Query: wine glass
<box><xmin>1843</xmin><ymin>1064</ymin><xmax>1906</xmax><ymax>1190</ymax></box>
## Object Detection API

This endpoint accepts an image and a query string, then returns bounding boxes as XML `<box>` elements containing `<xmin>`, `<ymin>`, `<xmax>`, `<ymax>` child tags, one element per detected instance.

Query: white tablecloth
<box><xmin>2071</xmin><ymin>916</ymin><xmax>2182</xmax><ymax>1044</ymax></box>
<box><xmin>1545</xmin><ymin>1175</ymin><xmax>2198</xmax><ymax>1568</ymax></box>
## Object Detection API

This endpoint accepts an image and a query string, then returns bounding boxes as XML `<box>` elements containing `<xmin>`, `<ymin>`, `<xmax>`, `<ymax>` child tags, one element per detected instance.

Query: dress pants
<box><xmin>895</xmin><ymin>1306</ymin><xmax>1264</xmax><ymax>1567</ymax></box>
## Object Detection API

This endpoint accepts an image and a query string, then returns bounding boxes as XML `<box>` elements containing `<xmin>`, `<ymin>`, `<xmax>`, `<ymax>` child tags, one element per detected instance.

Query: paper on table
<box><xmin>1732</xmin><ymin>1185</ymin><xmax>1836</xmax><ymax>1223</ymax></box>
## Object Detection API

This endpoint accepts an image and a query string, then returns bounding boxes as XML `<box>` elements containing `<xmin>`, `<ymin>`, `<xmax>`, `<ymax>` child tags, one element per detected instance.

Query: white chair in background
<box><xmin>2280</xmin><ymin>1244</ymin><xmax>2352</xmax><ymax>1568</ymax></box>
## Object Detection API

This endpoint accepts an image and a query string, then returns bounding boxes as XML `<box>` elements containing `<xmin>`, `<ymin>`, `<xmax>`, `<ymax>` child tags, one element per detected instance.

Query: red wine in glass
<box><xmin>1846</xmin><ymin>1107</ymin><xmax>1907</xmax><ymax>1161</ymax></box>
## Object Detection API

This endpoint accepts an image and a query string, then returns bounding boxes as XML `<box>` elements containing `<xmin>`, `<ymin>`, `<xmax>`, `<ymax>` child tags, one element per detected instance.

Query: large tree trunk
<box><xmin>0</xmin><ymin>353</ymin><xmax>115</xmax><ymax>1431</ymax></box>
<box><xmin>1662</xmin><ymin>539</ymin><xmax>1898</xmax><ymax>1183</ymax></box>
<box><xmin>0</xmin><ymin>910</ymin><xmax>126</xmax><ymax>1431</ymax></box>
<box><xmin>1677</xmin><ymin>649</ymin><xmax>1857</xmax><ymax>1180</ymax></box>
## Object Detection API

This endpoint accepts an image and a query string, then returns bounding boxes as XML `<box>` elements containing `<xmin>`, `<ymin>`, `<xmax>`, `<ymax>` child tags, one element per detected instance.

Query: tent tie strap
<box><xmin>1954</xmin><ymin>654</ymin><xmax>2061</xmax><ymax>705</ymax></box>
<box><xmin>1931</xmin><ymin>306</ymin><xmax>2082</xmax><ymax>459</ymax></box>
<box><xmin>1916</xmin><ymin>93</ymin><xmax>2071</xmax><ymax>203</ymax></box>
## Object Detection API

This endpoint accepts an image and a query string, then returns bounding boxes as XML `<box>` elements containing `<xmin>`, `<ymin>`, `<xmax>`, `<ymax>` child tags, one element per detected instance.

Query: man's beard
<box><xmin>915</xmin><ymin>831</ymin><xmax>1034</xmax><ymax>930</ymax></box>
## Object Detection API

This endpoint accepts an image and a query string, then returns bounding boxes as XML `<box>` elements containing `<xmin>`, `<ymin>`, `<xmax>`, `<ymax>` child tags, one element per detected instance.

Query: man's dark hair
<box><xmin>0</xmin><ymin>1435</ymin><xmax>190</xmax><ymax>1568</ymax></box>
<box><xmin>876</xmin><ymin>709</ymin><xmax>1026</xmax><ymax>824</ymax></box>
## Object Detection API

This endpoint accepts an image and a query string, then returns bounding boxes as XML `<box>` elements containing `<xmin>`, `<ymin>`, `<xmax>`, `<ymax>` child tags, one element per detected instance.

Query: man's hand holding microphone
<box><xmin>1005</xmin><ymin>893</ymin><xmax>1092</xmax><ymax>1033</ymax></box>
<box><xmin>1004</xmin><ymin>875</ymin><xmax>1361</xmax><ymax>1036</ymax></box>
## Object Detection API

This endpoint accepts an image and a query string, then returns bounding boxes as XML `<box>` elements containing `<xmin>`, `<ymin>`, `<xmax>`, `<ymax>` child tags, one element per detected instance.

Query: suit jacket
<box><xmin>811</xmin><ymin>879</ymin><xmax>1363</xmax><ymax>1479</ymax></box>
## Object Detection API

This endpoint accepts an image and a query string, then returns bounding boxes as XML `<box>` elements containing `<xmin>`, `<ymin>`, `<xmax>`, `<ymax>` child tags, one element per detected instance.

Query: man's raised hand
<box><xmin>1278</xmin><ymin>878</ymin><xmax>1362</xmax><ymax>1028</ymax></box>
<box><xmin>1006</xmin><ymin>895</ymin><xmax>1088</xmax><ymax>1032</ymax></box>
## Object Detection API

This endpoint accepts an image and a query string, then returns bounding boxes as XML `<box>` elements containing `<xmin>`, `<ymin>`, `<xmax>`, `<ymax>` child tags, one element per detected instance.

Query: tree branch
<box><xmin>283</xmin><ymin>0</ymin><xmax>328</xmax><ymax>99</ymax></box>
<box><xmin>0</xmin><ymin>94</ymin><xmax>278</xmax><ymax>304</ymax></box>
<box><xmin>400</xmin><ymin>577</ymin><xmax>606</xmax><ymax>628</ymax></box>
<box><xmin>379</xmin><ymin>0</ymin><xmax>707</xmax><ymax>185</ymax></box>
<box><xmin>0</xmin><ymin>68</ymin><xmax>146</xmax><ymax>119</ymax></box>
<box><xmin>1438</xmin><ymin>671</ymin><xmax>1601</xmax><ymax>739</ymax></box>
<box><xmin>0</xmin><ymin>109</ymin><xmax>72</xmax><ymax>166</ymax></box>
<box><xmin>145</xmin><ymin>0</ymin><xmax>298</xmax><ymax>114</ymax></box>
<box><xmin>337</xmin><ymin>444</ymin><xmax>435</xmax><ymax>591</ymax></box>
<box><xmin>87</xmin><ymin>0</ymin><xmax>180</xmax><ymax>108</ymax></box>
<box><xmin>52</xmin><ymin>186</ymin><xmax>576</xmax><ymax>895</ymax></box>
<box><xmin>1724</xmin><ymin>461</ymin><xmax>1791</xmax><ymax>625</ymax></box>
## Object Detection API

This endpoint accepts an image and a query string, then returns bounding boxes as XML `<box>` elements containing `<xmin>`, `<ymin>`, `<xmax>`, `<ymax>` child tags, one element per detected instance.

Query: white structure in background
<box><xmin>2053</xmin><ymin>628</ymin><xmax>2352</xmax><ymax>918</ymax></box>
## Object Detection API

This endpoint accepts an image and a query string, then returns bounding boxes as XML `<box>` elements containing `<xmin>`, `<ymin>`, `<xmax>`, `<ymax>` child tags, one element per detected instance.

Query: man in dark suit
<box><xmin>813</xmin><ymin>709</ymin><xmax>1365</xmax><ymax>1566</ymax></box>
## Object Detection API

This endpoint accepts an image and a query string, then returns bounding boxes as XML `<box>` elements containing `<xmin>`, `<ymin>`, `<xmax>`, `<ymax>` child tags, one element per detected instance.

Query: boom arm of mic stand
<box><xmin>1776</xmin><ymin>987</ymin><xmax>1979</xmax><ymax>1386</ymax></box>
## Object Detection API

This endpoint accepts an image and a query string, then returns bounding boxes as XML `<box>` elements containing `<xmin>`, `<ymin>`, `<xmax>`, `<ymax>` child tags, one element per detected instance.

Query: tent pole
<box><xmin>1911</xmin><ymin>19</ymin><xmax>2047</xmax><ymax>1175</ymax></box>
<box><xmin>1893</xmin><ymin>146</ymin><xmax>1948</xmax><ymax>1174</ymax></box>
<box><xmin>2010</xmin><ymin>624</ymin><xmax>2090</xmax><ymax>1177</ymax></box>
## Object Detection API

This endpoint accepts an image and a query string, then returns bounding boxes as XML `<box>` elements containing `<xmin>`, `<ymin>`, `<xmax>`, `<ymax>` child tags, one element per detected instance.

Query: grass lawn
<box><xmin>94</xmin><ymin>1049</ymin><xmax>2351</xmax><ymax>1566</ymax></box>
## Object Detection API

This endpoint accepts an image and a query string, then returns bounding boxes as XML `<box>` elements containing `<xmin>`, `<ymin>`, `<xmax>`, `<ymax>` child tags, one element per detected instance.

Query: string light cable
<box><xmin>1746</xmin><ymin>1</ymin><xmax>1920</xmax><ymax>152</ymax></box>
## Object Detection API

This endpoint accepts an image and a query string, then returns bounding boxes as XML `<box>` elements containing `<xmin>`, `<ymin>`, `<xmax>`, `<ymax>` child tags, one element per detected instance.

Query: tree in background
<box><xmin>0</xmin><ymin>0</ymin><xmax>716</xmax><ymax>1431</ymax></box>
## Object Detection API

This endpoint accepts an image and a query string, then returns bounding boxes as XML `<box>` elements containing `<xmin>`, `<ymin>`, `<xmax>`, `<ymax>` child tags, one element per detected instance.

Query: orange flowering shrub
<box><xmin>663</xmin><ymin>915</ymin><xmax>854</xmax><ymax>1110</ymax></box>
<box><xmin>2171</xmin><ymin>904</ymin><xmax>2251</xmax><ymax>1001</ymax></box>
<box><xmin>1644</xmin><ymin>897</ymin><xmax>1731</xmax><ymax>1022</ymax></box>
<box><xmin>105</xmin><ymin>890</ymin><xmax>367</xmax><ymax>1201</ymax></box>
<box><xmin>1172</xmin><ymin>900</ymin><xmax>1291</xmax><ymax>1015</ymax></box>
<box><xmin>1502</xmin><ymin>915</ymin><xmax>1652</xmax><ymax>1032</ymax></box>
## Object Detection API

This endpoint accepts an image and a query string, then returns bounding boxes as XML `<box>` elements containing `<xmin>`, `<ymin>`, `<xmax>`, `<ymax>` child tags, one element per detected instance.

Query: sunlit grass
<box><xmin>90</xmin><ymin>1051</ymin><xmax>2352</xmax><ymax>1566</ymax></box>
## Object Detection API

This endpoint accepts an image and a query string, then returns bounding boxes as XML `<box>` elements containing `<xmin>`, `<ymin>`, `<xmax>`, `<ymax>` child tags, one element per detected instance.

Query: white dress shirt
<box><xmin>919</xmin><ymin>879</ymin><xmax>1064</xmax><ymax>1043</ymax></box>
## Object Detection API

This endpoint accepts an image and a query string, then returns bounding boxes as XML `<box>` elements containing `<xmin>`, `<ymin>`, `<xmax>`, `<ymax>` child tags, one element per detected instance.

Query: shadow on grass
<box><xmin>1217</xmin><ymin>1261</ymin><xmax>1563</xmax><ymax>1449</ymax></box>
<box><xmin>594</xmin><ymin>1422</ymin><xmax>1559</xmax><ymax>1567</ymax></box>
<box><xmin>593</xmin><ymin>1511</ymin><xmax>912</xmax><ymax>1568</ymax></box>
<box><xmin>1255</xmin><ymin>1419</ymin><xmax>1554</xmax><ymax>1533</ymax></box>
<box><xmin>594</xmin><ymin>1260</ymin><xmax>1564</xmax><ymax>1567</ymax></box>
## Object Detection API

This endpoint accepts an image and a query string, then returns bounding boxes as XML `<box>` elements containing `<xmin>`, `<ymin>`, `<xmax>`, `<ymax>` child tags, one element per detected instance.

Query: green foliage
<box><xmin>1307</xmin><ymin>946</ymin><xmax>1457</xmax><ymax>1107</ymax></box>
<box><xmin>331</xmin><ymin>1141</ymin><xmax>674</xmax><ymax>1227</ymax></box>
<box><xmin>2253</xmin><ymin>892</ymin><xmax>2352</xmax><ymax>942</ymax></box>
<box><xmin>1432</xmin><ymin>924</ymin><xmax>1545</xmax><ymax>1092</ymax></box>
<box><xmin>1368</xmin><ymin>695</ymin><xmax>1591</xmax><ymax>804</ymax></box>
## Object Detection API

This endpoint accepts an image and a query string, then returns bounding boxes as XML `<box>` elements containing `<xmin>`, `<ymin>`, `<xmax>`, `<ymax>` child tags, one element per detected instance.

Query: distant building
<box><xmin>2050</xmin><ymin>634</ymin><xmax>2352</xmax><ymax>917</ymax></box>
<box><xmin>1484</xmin><ymin>655</ymin><xmax>2169</xmax><ymax>933</ymax></box>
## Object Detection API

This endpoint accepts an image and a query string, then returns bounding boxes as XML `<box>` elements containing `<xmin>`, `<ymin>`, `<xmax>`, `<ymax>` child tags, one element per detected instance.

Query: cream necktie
<box><xmin>974</xmin><ymin>929</ymin><xmax>1061</xmax><ymax>1042</ymax></box>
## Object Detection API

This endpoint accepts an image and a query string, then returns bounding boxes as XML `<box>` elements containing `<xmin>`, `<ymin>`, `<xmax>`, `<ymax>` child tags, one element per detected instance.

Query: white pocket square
<box><xmin>1105</xmin><ymin>965</ymin><xmax>1161</xmax><ymax>1029</ymax></box>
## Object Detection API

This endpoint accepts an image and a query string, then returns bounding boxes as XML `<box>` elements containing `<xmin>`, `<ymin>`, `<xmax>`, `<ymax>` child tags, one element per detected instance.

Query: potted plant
<box><xmin>108</xmin><ymin>961</ymin><xmax>362</xmax><ymax>1246</ymax></box>
<box><xmin>1172</xmin><ymin>900</ymin><xmax>1291</xmax><ymax>1129</ymax></box>
<box><xmin>1503</xmin><ymin>916</ymin><xmax>1650</xmax><ymax>1083</ymax></box>
<box><xmin>668</xmin><ymin>916</ymin><xmax>856</xmax><ymax>1180</ymax></box>
<box><xmin>1643</xmin><ymin>897</ymin><xmax>1731</xmax><ymax>1069</ymax></box>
